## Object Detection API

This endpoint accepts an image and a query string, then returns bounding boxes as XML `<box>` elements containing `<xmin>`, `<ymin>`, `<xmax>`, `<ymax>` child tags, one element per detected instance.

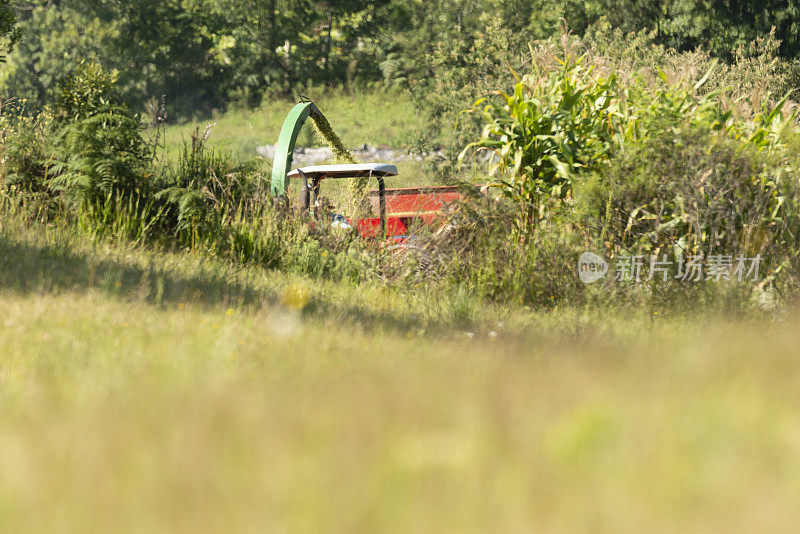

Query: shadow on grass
<box><xmin>0</xmin><ymin>232</ymin><xmax>477</xmax><ymax>334</ymax></box>
<box><xmin>0</xmin><ymin>236</ymin><xmax>275</xmax><ymax>310</ymax></box>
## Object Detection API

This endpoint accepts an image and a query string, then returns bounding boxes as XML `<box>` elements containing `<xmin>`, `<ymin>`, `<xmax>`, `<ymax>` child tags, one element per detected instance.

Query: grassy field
<box><xmin>161</xmin><ymin>89</ymin><xmax>423</xmax><ymax>160</ymax></box>
<box><xmin>3</xmin><ymin>215</ymin><xmax>800</xmax><ymax>532</ymax></box>
<box><xmin>158</xmin><ymin>88</ymin><xmax>436</xmax><ymax>191</ymax></box>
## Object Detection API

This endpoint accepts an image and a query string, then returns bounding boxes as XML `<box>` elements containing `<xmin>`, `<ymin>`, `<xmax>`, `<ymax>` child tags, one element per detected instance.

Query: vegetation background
<box><xmin>3</xmin><ymin>1</ymin><xmax>800</xmax><ymax>531</ymax></box>
<box><xmin>6</xmin><ymin>0</ymin><xmax>800</xmax><ymax>118</ymax></box>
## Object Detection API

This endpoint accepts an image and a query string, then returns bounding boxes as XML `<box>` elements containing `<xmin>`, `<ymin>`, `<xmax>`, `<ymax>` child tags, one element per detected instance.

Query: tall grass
<box><xmin>5</xmin><ymin>33</ymin><xmax>800</xmax><ymax>311</ymax></box>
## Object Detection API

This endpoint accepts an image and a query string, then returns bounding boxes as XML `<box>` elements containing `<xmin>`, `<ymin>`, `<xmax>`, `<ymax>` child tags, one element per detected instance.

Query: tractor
<box><xmin>270</xmin><ymin>101</ymin><xmax>470</xmax><ymax>247</ymax></box>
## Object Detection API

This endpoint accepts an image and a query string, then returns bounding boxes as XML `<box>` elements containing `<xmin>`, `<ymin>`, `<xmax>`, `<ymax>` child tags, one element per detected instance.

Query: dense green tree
<box><xmin>663</xmin><ymin>0</ymin><xmax>800</xmax><ymax>59</ymax></box>
<box><xmin>4</xmin><ymin>0</ymin><xmax>800</xmax><ymax>120</ymax></box>
<box><xmin>0</xmin><ymin>0</ymin><xmax>18</xmax><ymax>62</ymax></box>
<box><xmin>217</xmin><ymin>0</ymin><xmax>390</xmax><ymax>102</ymax></box>
<box><xmin>216</xmin><ymin>0</ymin><xmax>284</xmax><ymax>105</ymax></box>
<box><xmin>1</xmin><ymin>5</ymin><xmax>111</xmax><ymax>104</ymax></box>
<box><xmin>84</xmin><ymin>0</ymin><xmax>229</xmax><ymax>116</ymax></box>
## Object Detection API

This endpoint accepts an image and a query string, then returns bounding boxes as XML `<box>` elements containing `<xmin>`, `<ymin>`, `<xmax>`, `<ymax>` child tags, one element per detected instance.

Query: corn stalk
<box><xmin>460</xmin><ymin>53</ymin><xmax>625</xmax><ymax>245</ymax></box>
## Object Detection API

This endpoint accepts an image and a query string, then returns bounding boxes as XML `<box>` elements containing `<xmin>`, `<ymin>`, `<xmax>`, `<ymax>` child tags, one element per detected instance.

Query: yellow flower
<box><xmin>281</xmin><ymin>284</ymin><xmax>310</xmax><ymax>310</ymax></box>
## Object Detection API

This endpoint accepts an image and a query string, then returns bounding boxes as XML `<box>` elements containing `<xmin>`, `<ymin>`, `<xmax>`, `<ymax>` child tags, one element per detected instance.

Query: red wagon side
<box><xmin>287</xmin><ymin>164</ymin><xmax>470</xmax><ymax>241</ymax></box>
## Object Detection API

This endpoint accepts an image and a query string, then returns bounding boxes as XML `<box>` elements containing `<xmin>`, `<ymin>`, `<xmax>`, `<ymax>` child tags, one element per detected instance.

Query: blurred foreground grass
<box><xmin>2</xmin><ymin>218</ymin><xmax>800</xmax><ymax>532</ymax></box>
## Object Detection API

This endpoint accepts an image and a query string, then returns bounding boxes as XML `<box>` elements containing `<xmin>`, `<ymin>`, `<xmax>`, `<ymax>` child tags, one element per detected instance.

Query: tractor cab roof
<box><xmin>287</xmin><ymin>163</ymin><xmax>398</xmax><ymax>180</ymax></box>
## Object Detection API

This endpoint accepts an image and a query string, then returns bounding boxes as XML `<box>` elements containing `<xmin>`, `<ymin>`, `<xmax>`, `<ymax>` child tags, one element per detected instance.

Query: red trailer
<box><xmin>286</xmin><ymin>163</ymin><xmax>468</xmax><ymax>243</ymax></box>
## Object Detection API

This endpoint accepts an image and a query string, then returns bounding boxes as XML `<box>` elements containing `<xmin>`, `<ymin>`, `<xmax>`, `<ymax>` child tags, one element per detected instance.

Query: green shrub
<box><xmin>47</xmin><ymin>63</ymin><xmax>151</xmax><ymax>209</ymax></box>
<box><xmin>577</xmin><ymin>125</ymin><xmax>800</xmax><ymax>289</ymax></box>
<box><xmin>0</xmin><ymin>104</ymin><xmax>54</xmax><ymax>196</ymax></box>
<box><xmin>460</xmin><ymin>52</ymin><xmax>624</xmax><ymax>244</ymax></box>
<box><xmin>453</xmin><ymin>27</ymin><xmax>800</xmax><ymax>307</ymax></box>
<box><xmin>155</xmin><ymin>129</ymin><xmax>267</xmax><ymax>248</ymax></box>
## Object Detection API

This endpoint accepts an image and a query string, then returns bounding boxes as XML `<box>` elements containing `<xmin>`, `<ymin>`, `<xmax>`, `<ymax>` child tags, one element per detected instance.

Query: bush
<box><xmin>577</xmin><ymin>125</ymin><xmax>799</xmax><ymax>284</ymax></box>
<box><xmin>454</xmin><ymin>27</ymin><xmax>800</xmax><ymax>307</ymax></box>
<box><xmin>456</xmin><ymin>214</ymin><xmax>586</xmax><ymax>308</ymax></box>
<box><xmin>0</xmin><ymin>103</ymin><xmax>54</xmax><ymax>196</ymax></box>
<box><xmin>47</xmin><ymin>63</ymin><xmax>151</xmax><ymax>210</ymax></box>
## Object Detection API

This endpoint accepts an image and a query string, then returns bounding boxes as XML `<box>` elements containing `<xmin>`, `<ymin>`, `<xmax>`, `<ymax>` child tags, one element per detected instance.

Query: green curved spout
<box><xmin>271</xmin><ymin>101</ymin><xmax>321</xmax><ymax>196</ymax></box>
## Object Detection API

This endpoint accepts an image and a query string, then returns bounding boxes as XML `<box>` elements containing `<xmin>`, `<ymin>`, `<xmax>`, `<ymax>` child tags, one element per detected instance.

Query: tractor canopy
<box><xmin>287</xmin><ymin>163</ymin><xmax>398</xmax><ymax>180</ymax></box>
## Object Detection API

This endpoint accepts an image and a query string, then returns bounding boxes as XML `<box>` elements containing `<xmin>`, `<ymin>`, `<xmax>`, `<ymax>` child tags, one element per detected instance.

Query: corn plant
<box><xmin>460</xmin><ymin>53</ymin><xmax>626</xmax><ymax>244</ymax></box>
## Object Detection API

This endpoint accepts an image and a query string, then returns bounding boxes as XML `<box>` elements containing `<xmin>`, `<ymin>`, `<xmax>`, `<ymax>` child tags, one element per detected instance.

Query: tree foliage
<box><xmin>3</xmin><ymin>0</ymin><xmax>800</xmax><ymax>120</ymax></box>
<box><xmin>0</xmin><ymin>0</ymin><xmax>18</xmax><ymax>63</ymax></box>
